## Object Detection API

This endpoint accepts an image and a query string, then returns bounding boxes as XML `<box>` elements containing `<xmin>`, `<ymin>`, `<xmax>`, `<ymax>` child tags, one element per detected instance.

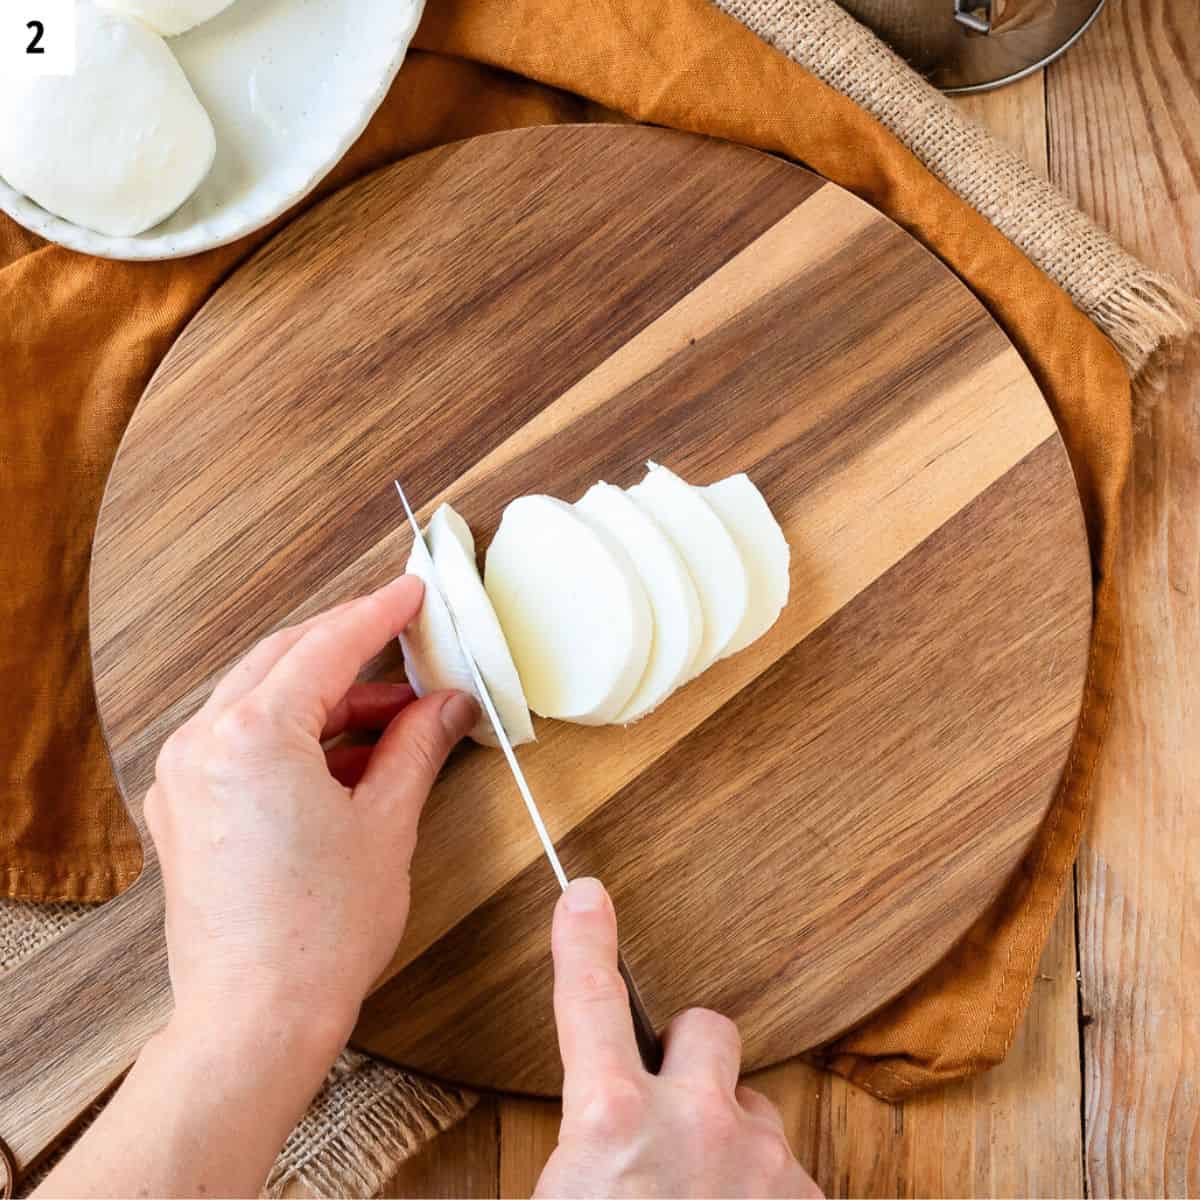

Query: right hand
<box><xmin>535</xmin><ymin>878</ymin><xmax>823</xmax><ymax>1199</ymax></box>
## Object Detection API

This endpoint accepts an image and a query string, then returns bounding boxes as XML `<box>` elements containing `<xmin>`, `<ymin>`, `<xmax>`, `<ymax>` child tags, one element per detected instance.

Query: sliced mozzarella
<box><xmin>427</xmin><ymin>503</ymin><xmax>534</xmax><ymax>747</ymax></box>
<box><xmin>96</xmin><ymin>0</ymin><xmax>238</xmax><ymax>36</ymax></box>
<box><xmin>575</xmin><ymin>482</ymin><xmax>702</xmax><ymax>722</ymax></box>
<box><xmin>701</xmin><ymin>474</ymin><xmax>791</xmax><ymax>656</ymax></box>
<box><xmin>398</xmin><ymin>534</ymin><xmax>496</xmax><ymax>748</ymax></box>
<box><xmin>0</xmin><ymin>6</ymin><xmax>215</xmax><ymax>237</ymax></box>
<box><xmin>627</xmin><ymin>463</ymin><xmax>748</xmax><ymax>676</ymax></box>
<box><xmin>484</xmin><ymin>495</ymin><xmax>652</xmax><ymax>725</ymax></box>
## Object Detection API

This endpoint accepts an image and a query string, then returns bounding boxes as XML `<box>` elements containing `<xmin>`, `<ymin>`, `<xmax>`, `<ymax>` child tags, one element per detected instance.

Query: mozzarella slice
<box><xmin>576</xmin><ymin>482</ymin><xmax>702</xmax><ymax>722</ymax></box>
<box><xmin>427</xmin><ymin>503</ymin><xmax>535</xmax><ymax>747</ymax></box>
<box><xmin>701</xmin><ymin>474</ymin><xmax>791</xmax><ymax>656</ymax></box>
<box><xmin>96</xmin><ymin>0</ymin><xmax>238</xmax><ymax>37</ymax></box>
<box><xmin>398</xmin><ymin>534</ymin><xmax>496</xmax><ymax>748</ymax></box>
<box><xmin>484</xmin><ymin>495</ymin><xmax>652</xmax><ymax>725</ymax></box>
<box><xmin>0</xmin><ymin>5</ymin><xmax>215</xmax><ymax>238</ymax></box>
<box><xmin>627</xmin><ymin>463</ymin><xmax>748</xmax><ymax>676</ymax></box>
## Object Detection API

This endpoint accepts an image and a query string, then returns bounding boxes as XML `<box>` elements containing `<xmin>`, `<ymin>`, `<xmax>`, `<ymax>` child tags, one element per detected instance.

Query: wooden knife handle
<box><xmin>0</xmin><ymin>863</ymin><xmax>171</xmax><ymax>1177</ymax></box>
<box><xmin>617</xmin><ymin>954</ymin><xmax>663</xmax><ymax>1074</ymax></box>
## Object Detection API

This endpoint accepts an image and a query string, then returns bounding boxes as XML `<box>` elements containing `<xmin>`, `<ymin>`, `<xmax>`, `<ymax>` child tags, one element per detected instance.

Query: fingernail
<box><xmin>440</xmin><ymin>691</ymin><xmax>479</xmax><ymax>738</ymax></box>
<box><xmin>564</xmin><ymin>877</ymin><xmax>608</xmax><ymax>913</ymax></box>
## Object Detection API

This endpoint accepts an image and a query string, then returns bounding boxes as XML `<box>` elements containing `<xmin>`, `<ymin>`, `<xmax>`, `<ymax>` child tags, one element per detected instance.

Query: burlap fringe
<box><xmin>1098</xmin><ymin>274</ymin><xmax>1200</xmax><ymax>397</ymax></box>
<box><xmin>715</xmin><ymin>0</ymin><xmax>1200</xmax><ymax>381</ymax></box>
<box><xmin>13</xmin><ymin>1055</ymin><xmax>476</xmax><ymax>1200</ymax></box>
<box><xmin>262</xmin><ymin>1052</ymin><xmax>477</xmax><ymax>1199</ymax></box>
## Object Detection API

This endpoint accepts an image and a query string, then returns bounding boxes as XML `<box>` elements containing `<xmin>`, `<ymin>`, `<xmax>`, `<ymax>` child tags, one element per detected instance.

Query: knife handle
<box><xmin>617</xmin><ymin>953</ymin><xmax>663</xmax><ymax>1074</ymax></box>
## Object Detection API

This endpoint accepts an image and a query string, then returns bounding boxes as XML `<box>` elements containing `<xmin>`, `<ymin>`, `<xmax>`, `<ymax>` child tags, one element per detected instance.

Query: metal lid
<box><xmin>835</xmin><ymin>0</ymin><xmax>1106</xmax><ymax>92</ymax></box>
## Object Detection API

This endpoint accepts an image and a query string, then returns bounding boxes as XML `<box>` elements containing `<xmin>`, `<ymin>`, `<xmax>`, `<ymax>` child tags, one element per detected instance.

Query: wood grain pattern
<box><xmin>0</xmin><ymin>866</ymin><xmax>168</xmax><ymax>1173</ymax></box>
<box><xmin>93</xmin><ymin>125</ymin><xmax>1088</xmax><ymax>1092</ymax></box>
<box><xmin>381</xmin><ymin>1100</ymin><xmax>500</xmax><ymax>1199</ymax></box>
<box><xmin>0</xmin><ymin>124</ymin><xmax>1091</xmax><ymax>1174</ymax></box>
<box><xmin>763</xmin><ymin>75</ymin><xmax>1087</xmax><ymax>1200</ymax></box>
<box><xmin>498</xmin><ymin>1100</ymin><xmax>559</xmax><ymax>1200</ymax></box>
<box><xmin>393</xmin><ymin>40</ymin><xmax>1197</xmax><ymax>1198</ymax></box>
<box><xmin>415</xmin><ymin>77</ymin><xmax>1088</xmax><ymax>1200</ymax></box>
<box><xmin>814</xmin><ymin>896</ymin><xmax>1086</xmax><ymax>1197</ymax></box>
<box><xmin>355</xmin><ymin>437</ymin><xmax>1090</xmax><ymax>1089</ymax></box>
<box><xmin>1049</xmin><ymin>3</ymin><xmax>1200</xmax><ymax>1194</ymax></box>
<box><xmin>484</xmin><ymin>904</ymin><xmax>1083</xmax><ymax>1198</ymax></box>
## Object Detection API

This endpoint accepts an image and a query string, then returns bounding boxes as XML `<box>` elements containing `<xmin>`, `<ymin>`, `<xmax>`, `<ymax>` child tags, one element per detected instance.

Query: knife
<box><xmin>393</xmin><ymin>481</ymin><xmax>663</xmax><ymax>1074</ymax></box>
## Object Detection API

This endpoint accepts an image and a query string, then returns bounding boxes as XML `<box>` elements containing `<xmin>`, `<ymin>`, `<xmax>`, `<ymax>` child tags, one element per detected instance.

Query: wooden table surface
<box><xmin>379</xmin><ymin>3</ymin><xmax>1199</xmax><ymax>1194</ymax></box>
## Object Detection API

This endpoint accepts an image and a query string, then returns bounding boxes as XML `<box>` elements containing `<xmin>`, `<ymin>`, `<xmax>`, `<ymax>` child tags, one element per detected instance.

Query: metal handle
<box><xmin>954</xmin><ymin>0</ymin><xmax>992</xmax><ymax>32</ymax></box>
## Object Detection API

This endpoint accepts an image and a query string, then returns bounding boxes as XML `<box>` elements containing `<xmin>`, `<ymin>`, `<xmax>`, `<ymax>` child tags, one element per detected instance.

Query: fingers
<box><xmin>736</xmin><ymin>1085</ymin><xmax>786</xmax><ymax>1131</ymax></box>
<box><xmin>352</xmin><ymin>690</ymin><xmax>479</xmax><ymax>855</ymax></box>
<box><xmin>660</xmin><ymin>1007</ymin><xmax>742</xmax><ymax>1094</ymax></box>
<box><xmin>552</xmin><ymin>878</ymin><xmax>644</xmax><ymax>1104</ymax></box>
<box><xmin>324</xmin><ymin>742</ymin><xmax>375</xmax><ymax>788</ymax></box>
<box><xmin>254</xmin><ymin>576</ymin><xmax>425</xmax><ymax>737</ymax></box>
<box><xmin>321</xmin><ymin>682</ymin><xmax>416</xmax><ymax>741</ymax></box>
<box><xmin>322</xmin><ymin>682</ymin><xmax>421</xmax><ymax>787</ymax></box>
<box><xmin>203</xmin><ymin>596</ymin><xmax>360</xmax><ymax>712</ymax></box>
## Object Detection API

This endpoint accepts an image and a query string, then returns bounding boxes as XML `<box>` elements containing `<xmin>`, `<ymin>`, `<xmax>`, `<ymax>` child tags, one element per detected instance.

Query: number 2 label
<box><xmin>3</xmin><ymin>1</ymin><xmax>76</xmax><ymax>76</ymax></box>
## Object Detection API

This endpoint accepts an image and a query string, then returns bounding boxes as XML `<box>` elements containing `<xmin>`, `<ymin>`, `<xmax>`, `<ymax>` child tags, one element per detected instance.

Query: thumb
<box><xmin>552</xmin><ymin>878</ymin><xmax>643</xmax><ymax>1105</ymax></box>
<box><xmin>354</xmin><ymin>689</ymin><xmax>479</xmax><ymax>855</ymax></box>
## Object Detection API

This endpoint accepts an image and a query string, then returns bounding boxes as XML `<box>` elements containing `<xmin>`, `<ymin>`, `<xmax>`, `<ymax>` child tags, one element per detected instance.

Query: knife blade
<box><xmin>393</xmin><ymin>481</ymin><xmax>663</xmax><ymax>1073</ymax></box>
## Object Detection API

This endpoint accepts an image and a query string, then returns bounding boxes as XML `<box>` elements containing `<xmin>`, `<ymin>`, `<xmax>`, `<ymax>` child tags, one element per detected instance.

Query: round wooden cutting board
<box><xmin>90</xmin><ymin>125</ymin><xmax>1092</xmax><ymax>1096</ymax></box>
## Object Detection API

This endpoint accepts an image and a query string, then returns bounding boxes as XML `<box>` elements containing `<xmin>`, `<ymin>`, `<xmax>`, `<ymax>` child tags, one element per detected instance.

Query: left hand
<box><xmin>145</xmin><ymin>576</ymin><xmax>479</xmax><ymax>1056</ymax></box>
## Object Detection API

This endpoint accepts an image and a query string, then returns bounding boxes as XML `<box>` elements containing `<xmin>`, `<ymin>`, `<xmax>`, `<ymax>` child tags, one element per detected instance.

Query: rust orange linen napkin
<box><xmin>0</xmin><ymin>0</ymin><xmax>1129</xmax><ymax>1099</ymax></box>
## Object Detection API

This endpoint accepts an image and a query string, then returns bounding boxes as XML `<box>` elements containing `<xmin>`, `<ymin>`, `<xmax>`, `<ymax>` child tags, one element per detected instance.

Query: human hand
<box><xmin>146</xmin><ymin>576</ymin><xmax>478</xmax><ymax>1060</ymax></box>
<box><xmin>534</xmin><ymin>878</ymin><xmax>822</xmax><ymax>1199</ymax></box>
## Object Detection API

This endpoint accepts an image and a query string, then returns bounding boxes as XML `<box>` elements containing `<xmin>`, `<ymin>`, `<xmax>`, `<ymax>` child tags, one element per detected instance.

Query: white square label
<box><xmin>2</xmin><ymin>0</ymin><xmax>77</xmax><ymax>77</ymax></box>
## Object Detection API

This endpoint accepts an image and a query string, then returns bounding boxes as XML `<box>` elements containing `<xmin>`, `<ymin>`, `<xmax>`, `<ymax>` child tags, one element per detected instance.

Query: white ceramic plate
<box><xmin>0</xmin><ymin>0</ymin><xmax>424</xmax><ymax>260</ymax></box>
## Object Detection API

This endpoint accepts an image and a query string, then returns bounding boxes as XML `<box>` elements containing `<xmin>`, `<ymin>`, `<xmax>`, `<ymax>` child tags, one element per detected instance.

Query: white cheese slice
<box><xmin>427</xmin><ymin>503</ymin><xmax>534</xmax><ymax>747</ymax></box>
<box><xmin>627</xmin><ymin>462</ymin><xmax>749</xmax><ymax>676</ymax></box>
<box><xmin>576</xmin><ymin>482</ymin><xmax>703</xmax><ymax>722</ymax></box>
<box><xmin>484</xmin><ymin>495</ymin><xmax>652</xmax><ymax>725</ymax></box>
<box><xmin>701</xmin><ymin>474</ymin><xmax>791</xmax><ymax>656</ymax></box>
<box><xmin>0</xmin><ymin>5</ymin><xmax>215</xmax><ymax>238</ymax></box>
<box><xmin>398</xmin><ymin>533</ymin><xmax>498</xmax><ymax>747</ymax></box>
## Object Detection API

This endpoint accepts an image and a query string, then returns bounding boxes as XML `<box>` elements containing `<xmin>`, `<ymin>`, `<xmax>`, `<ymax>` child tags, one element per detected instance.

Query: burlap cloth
<box><xmin>2</xmin><ymin>0</ymin><xmax>1195</xmax><ymax>1193</ymax></box>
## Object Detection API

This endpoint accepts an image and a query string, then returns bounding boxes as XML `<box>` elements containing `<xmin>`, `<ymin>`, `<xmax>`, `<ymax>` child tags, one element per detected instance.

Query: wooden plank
<box><xmin>73</xmin><ymin>123</ymin><xmax>1090</xmax><ymax>1107</ymax></box>
<box><xmin>359</xmin><ymin>435</ymin><xmax>1091</xmax><ymax>1091</ymax></box>
<box><xmin>1048</xmin><ymin>2</ymin><xmax>1200</xmax><ymax>1194</ymax></box>
<box><xmin>491</xmin><ymin>896</ymin><xmax>1082</xmax><ymax>1198</ymax></box>
<box><xmin>333</xmin><ymin>74</ymin><xmax>1094</xmax><ymax>1199</ymax></box>
<box><xmin>0</xmin><ymin>124</ymin><xmax>1089</xmax><ymax>1174</ymax></box>
<box><xmin>817</xmin><ymin>896</ymin><xmax>1083</xmax><ymax>1197</ymax></box>
<box><xmin>382</xmin><ymin>1099</ymin><xmax>499</xmax><ymax>1199</ymax></box>
<box><xmin>482</xmin><ymin>77</ymin><xmax>1092</xmax><ymax>1199</ymax></box>
<box><xmin>498</xmin><ymin>1099</ymin><xmax>559</xmax><ymax>1199</ymax></box>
